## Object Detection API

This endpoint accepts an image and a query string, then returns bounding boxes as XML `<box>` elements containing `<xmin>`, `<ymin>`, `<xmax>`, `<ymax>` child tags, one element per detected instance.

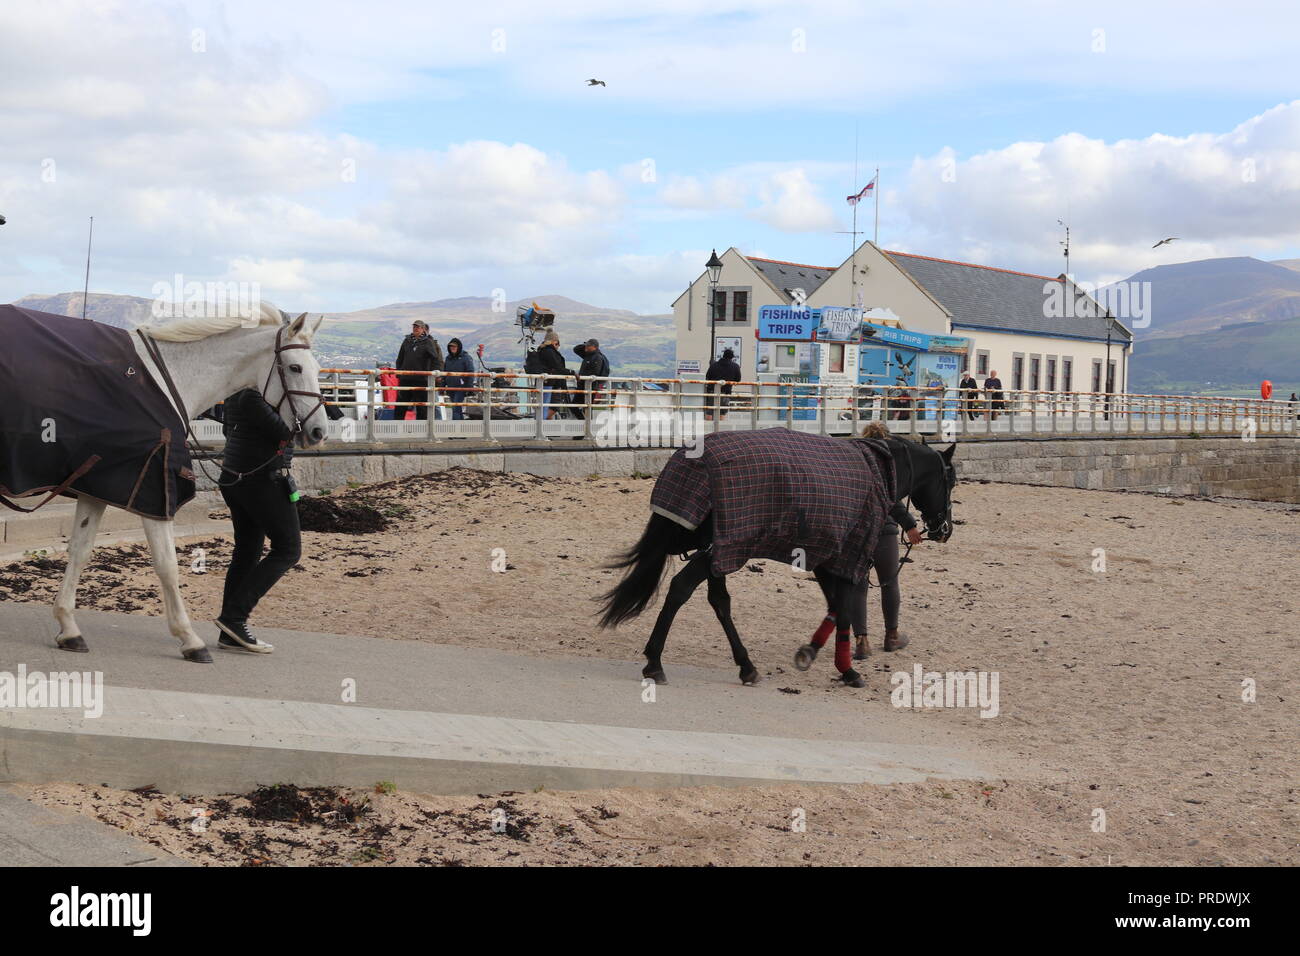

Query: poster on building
<box><xmin>714</xmin><ymin>336</ymin><xmax>741</xmax><ymax>361</ymax></box>
<box><xmin>778</xmin><ymin>372</ymin><xmax>818</xmax><ymax>420</ymax></box>
<box><xmin>918</xmin><ymin>351</ymin><xmax>962</xmax><ymax>420</ymax></box>
<box><xmin>677</xmin><ymin>359</ymin><xmax>701</xmax><ymax>376</ymax></box>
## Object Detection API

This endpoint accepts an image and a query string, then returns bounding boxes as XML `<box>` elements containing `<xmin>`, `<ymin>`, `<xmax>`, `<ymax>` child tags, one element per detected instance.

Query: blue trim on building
<box><xmin>950</xmin><ymin>323</ymin><xmax>1133</xmax><ymax>348</ymax></box>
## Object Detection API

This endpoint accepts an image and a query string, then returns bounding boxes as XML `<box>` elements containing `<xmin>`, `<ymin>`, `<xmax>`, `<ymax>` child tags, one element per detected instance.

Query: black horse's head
<box><xmin>900</xmin><ymin>439</ymin><xmax>957</xmax><ymax>542</ymax></box>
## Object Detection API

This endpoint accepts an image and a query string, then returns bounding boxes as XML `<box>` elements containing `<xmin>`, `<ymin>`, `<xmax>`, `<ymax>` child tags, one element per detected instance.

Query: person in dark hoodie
<box><xmin>850</xmin><ymin>422</ymin><xmax>924</xmax><ymax>658</ymax></box>
<box><xmin>439</xmin><ymin>338</ymin><xmax>475</xmax><ymax>420</ymax></box>
<box><xmin>536</xmin><ymin>330</ymin><xmax>572</xmax><ymax>419</ymax></box>
<box><xmin>705</xmin><ymin>347</ymin><xmax>741</xmax><ymax>420</ymax></box>
<box><xmin>394</xmin><ymin>320</ymin><xmax>443</xmax><ymax>420</ymax></box>
<box><xmin>213</xmin><ymin>388</ymin><xmax>302</xmax><ymax>655</ymax></box>
<box><xmin>571</xmin><ymin>338</ymin><xmax>610</xmax><ymax>418</ymax></box>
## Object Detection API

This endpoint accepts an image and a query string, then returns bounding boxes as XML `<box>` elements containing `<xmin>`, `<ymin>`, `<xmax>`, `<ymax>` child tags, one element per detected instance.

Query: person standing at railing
<box><xmin>571</xmin><ymin>338</ymin><xmax>610</xmax><ymax>420</ymax></box>
<box><xmin>705</xmin><ymin>347</ymin><xmax>741</xmax><ymax>421</ymax></box>
<box><xmin>1291</xmin><ymin>392</ymin><xmax>1299</xmax><ymax>421</ymax></box>
<box><xmin>394</xmin><ymin>320</ymin><xmax>443</xmax><ymax>421</ymax></box>
<box><xmin>984</xmin><ymin>370</ymin><xmax>1005</xmax><ymax>421</ymax></box>
<box><xmin>959</xmin><ymin>370</ymin><xmax>981</xmax><ymax>420</ymax></box>
<box><xmin>376</xmin><ymin>365</ymin><xmax>399</xmax><ymax>420</ymax></box>
<box><xmin>439</xmin><ymin>338</ymin><xmax>475</xmax><ymax>421</ymax></box>
<box><xmin>536</xmin><ymin>329</ymin><xmax>572</xmax><ymax>419</ymax></box>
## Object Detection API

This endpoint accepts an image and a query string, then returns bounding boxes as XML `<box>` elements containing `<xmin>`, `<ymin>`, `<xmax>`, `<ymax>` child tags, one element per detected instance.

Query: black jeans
<box><xmin>219</xmin><ymin>474</ymin><xmax>301</xmax><ymax>623</ymax></box>
<box><xmin>850</xmin><ymin>531</ymin><xmax>901</xmax><ymax>635</ymax></box>
<box><xmin>396</xmin><ymin>374</ymin><xmax>429</xmax><ymax>421</ymax></box>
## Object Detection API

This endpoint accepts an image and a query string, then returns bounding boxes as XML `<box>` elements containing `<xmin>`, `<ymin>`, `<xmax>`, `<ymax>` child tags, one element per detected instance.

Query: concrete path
<box><xmin>0</xmin><ymin>786</ymin><xmax>190</xmax><ymax>866</ymax></box>
<box><xmin>0</xmin><ymin>604</ymin><xmax>1032</xmax><ymax>796</ymax></box>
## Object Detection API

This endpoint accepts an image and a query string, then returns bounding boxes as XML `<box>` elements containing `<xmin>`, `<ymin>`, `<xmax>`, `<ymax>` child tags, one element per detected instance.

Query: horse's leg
<box><xmin>141</xmin><ymin>517</ymin><xmax>212</xmax><ymax>663</ymax></box>
<box><xmin>705</xmin><ymin>573</ymin><xmax>759</xmax><ymax>685</ymax></box>
<box><xmin>794</xmin><ymin>567</ymin><xmax>838</xmax><ymax>671</ymax></box>
<box><xmin>831</xmin><ymin>575</ymin><xmax>866</xmax><ymax>688</ymax></box>
<box><xmin>641</xmin><ymin>551</ymin><xmax>710</xmax><ymax>684</ymax></box>
<box><xmin>53</xmin><ymin>497</ymin><xmax>107</xmax><ymax>652</ymax></box>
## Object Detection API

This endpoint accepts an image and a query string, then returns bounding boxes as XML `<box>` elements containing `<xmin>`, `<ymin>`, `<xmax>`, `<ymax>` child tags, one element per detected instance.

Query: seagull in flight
<box><xmin>1152</xmin><ymin>237</ymin><xmax>1180</xmax><ymax>248</ymax></box>
<box><xmin>586</xmin><ymin>78</ymin><xmax>606</xmax><ymax>87</ymax></box>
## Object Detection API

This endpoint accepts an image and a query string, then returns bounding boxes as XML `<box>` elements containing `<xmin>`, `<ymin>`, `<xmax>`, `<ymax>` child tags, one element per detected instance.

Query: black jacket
<box><xmin>536</xmin><ymin>343</ymin><xmax>571</xmax><ymax>386</ymax></box>
<box><xmin>883</xmin><ymin>500</ymin><xmax>917</xmax><ymax>535</ymax></box>
<box><xmin>572</xmin><ymin>345</ymin><xmax>610</xmax><ymax>380</ymax></box>
<box><xmin>984</xmin><ymin>377</ymin><xmax>1003</xmax><ymax>397</ymax></box>
<box><xmin>441</xmin><ymin>339</ymin><xmax>475</xmax><ymax>393</ymax></box>
<box><xmin>706</xmin><ymin>356</ymin><xmax>741</xmax><ymax>394</ymax></box>
<box><xmin>221</xmin><ymin>388</ymin><xmax>294</xmax><ymax>477</ymax></box>
<box><xmin>396</xmin><ymin>333</ymin><xmax>443</xmax><ymax>373</ymax></box>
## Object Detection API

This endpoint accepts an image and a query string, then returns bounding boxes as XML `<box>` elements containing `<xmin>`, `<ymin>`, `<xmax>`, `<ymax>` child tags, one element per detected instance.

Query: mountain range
<box><xmin>13</xmin><ymin>253</ymin><xmax>1300</xmax><ymax>395</ymax></box>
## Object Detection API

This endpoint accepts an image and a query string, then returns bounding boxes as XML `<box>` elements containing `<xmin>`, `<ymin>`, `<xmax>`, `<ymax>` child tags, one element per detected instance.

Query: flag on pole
<box><xmin>846</xmin><ymin>177</ymin><xmax>876</xmax><ymax>206</ymax></box>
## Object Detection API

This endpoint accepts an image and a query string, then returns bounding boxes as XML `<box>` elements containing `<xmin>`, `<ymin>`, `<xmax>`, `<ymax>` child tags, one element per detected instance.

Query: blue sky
<box><xmin>3</xmin><ymin>0</ymin><xmax>1299</xmax><ymax>314</ymax></box>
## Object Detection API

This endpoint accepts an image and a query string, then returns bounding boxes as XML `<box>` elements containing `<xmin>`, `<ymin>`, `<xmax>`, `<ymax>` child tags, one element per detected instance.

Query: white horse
<box><xmin>53</xmin><ymin>303</ymin><xmax>328</xmax><ymax>663</ymax></box>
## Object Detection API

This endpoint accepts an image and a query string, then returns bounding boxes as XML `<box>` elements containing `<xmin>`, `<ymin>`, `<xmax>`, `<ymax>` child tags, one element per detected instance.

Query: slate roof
<box><xmin>745</xmin><ymin>257</ymin><xmax>835</xmax><ymax>301</ymax></box>
<box><xmin>884</xmin><ymin>251</ymin><xmax>1133</xmax><ymax>343</ymax></box>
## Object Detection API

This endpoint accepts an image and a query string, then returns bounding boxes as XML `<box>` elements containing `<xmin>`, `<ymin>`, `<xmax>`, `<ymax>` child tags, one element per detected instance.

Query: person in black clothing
<box><xmin>959</xmin><ymin>370</ymin><xmax>981</xmax><ymax>420</ymax></box>
<box><xmin>536</xmin><ymin>330</ymin><xmax>571</xmax><ymax>419</ymax></box>
<box><xmin>851</xmin><ymin>423</ymin><xmax>924</xmax><ymax>659</ymax></box>
<box><xmin>571</xmin><ymin>338</ymin><xmax>610</xmax><ymax>419</ymax></box>
<box><xmin>705</xmin><ymin>347</ymin><xmax>741</xmax><ymax>420</ymax></box>
<box><xmin>214</xmin><ymin>388</ymin><xmax>301</xmax><ymax>654</ymax></box>
<box><xmin>394</xmin><ymin>320</ymin><xmax>443</xmax><ymax>420</ymax></box>
<box><xmin>440</xmin><ymin>338</ymin><xmax>475</xmax><ymax>420</ymax></box>
<box><xmin>984</xmin><ymin>370</ymin><xmax>1005</xmax><ymax>421</ymax></box>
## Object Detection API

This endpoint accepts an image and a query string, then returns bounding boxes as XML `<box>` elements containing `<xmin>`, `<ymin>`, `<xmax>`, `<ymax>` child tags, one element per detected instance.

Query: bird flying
<box><xmin>586</xmin><ymin>78</ymin><xmax>606</xmax><ymax>87</ymax></box>
<box><xmin>1152</xmin><ymin>237</ymin><xmax>1180</xmax><ymax>248</ymax></box>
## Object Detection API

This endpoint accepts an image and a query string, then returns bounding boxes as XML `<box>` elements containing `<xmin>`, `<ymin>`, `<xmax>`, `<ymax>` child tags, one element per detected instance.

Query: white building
<box><xmin>672</xmin><ymin>242</ymin><xmax>1134</xmax><ymax>397</ymax></box>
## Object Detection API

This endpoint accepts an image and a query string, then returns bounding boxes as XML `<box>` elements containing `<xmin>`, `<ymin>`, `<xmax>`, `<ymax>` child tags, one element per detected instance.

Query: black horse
<box><xmin>599</xmin><ymin>435</ymin><xmax>956</xmax><ymax>688</ymax></box>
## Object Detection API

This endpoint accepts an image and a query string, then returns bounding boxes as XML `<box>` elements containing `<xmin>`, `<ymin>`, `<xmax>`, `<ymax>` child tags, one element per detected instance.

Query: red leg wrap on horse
<box><xmin>811</xmin><ymin>615</ymin><xmax>836</xmax><ymax>648</ymax></box>
<box><xmin>835</xmin><ymin>630</ymin><xmax>852</xmax><ymax>672</ymax></box>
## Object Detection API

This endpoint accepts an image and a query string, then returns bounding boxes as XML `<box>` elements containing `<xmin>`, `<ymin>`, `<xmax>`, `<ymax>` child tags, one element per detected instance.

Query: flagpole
<box><xmin>873</xmin><ymin>166</ymin><xmax>879</xmax><ymax>246</ymax></box>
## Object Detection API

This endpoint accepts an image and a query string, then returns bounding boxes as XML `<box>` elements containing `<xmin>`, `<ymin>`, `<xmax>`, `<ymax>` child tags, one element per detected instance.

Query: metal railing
<box><xmin>189</xmin><ymin>368</ymin><xmax>1300</xmax><ymax>445</ymax></box>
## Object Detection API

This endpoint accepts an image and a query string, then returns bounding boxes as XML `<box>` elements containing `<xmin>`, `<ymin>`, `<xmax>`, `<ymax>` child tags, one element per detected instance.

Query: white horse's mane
<box><xmin>139</xmin><ymin>301</ymin><xmax>287</xmax><ymax>343</ymax></box>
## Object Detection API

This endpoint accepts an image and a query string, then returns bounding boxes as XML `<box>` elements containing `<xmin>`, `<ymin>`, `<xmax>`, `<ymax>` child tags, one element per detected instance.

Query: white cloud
<box><xmin>897</xmin><ymin>101</ymin><xmax>1300</xmax><ymax>282</ymax></box>
<box><xmin>751</xmin><ymin>169</ymin><xmax>838</xmax><ymax>233</ymax></box>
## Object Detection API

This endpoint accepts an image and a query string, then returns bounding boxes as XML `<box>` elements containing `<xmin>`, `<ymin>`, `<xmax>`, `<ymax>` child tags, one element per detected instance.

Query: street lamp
<box><xmin>1103</xmin><ymin>310</ymin><xmax>1116</xmax><ymax>420</ymax></box>
<box><xmin>706</xmin><ymin>249</ymin><xmax>722</xmax><ymax>366</ymax></box>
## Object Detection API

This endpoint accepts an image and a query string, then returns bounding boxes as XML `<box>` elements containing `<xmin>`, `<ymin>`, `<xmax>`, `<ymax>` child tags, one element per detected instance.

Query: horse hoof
<box><xmin>182</xmin><ymin>646</ymin><xmax>214</xmax><ymax>664</ymax></box>
<box><xmin>642</xmin><ymin>668</ymin><xmax>667</xmax><ymax>685</ymax></box>
<box><xmin>740</xmin><ymin>667</ymin><xmax>760</xmax><ymax>686</ymax></box>
<box><xmin>839</xmin><ymin>669</ymin><xmax>867</xmax><ymax>689</ymax></box>
<box><xmin>56</xmin><ymin>635</ymin><xmax>89</xmax><ymax>653</ymax></box>
<box><xmin>793</xmin><ymin>644</ymin><xmax>818</xmax><ymax>671</ymax></box>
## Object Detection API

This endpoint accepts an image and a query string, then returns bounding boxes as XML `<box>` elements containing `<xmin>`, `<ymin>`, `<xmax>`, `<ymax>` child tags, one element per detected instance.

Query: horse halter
<box><xmin>897</xmin><ymin>438</ymin><xmax>955</xmax><ymax>543</ymax></box>
<box><xmin>261</xmin><ymin>323</ymin><xmax>324</xmax><ymax>440</ymax></box>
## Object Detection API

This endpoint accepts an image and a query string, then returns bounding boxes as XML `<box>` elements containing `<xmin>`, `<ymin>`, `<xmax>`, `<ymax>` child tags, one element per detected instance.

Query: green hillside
<box><xmin>1129</xmin><ymin>315</ymin><xmax>1300</xmax><ymax>397</ymax></box>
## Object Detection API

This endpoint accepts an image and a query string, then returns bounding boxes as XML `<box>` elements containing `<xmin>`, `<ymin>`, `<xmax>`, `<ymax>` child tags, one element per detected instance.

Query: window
<box><xmin>774</xmin><ymin>344</ymin><xmax>799</xmax><ymax>370</ymax></box>
<box><xmin>828</xmin><ymin>343</ymin><xmax>845</xmax><ymax>374</ymax></box>
<box><xmin>731</xmin><ymin>290</ymin><xmax>749</xmax><ymax>323</ymax></box>
<box><xmin>1107</xmin><ymin>359</ymin><xmax>1117</xmax><ymax>393</ymax></box>
<box><xmin>1045</xmin><ymin>357</ymin><xmax>1057</xmax><ymax>392</ymax></box>
<box><xmin>976</xmin><ymin>350</ymin><xmax>990</xmax><ymax>376</ymax></box>
<box><xmin>1012</xmin><ymin>355</ymin><xmax>1024</xmax><ymax>391</ymax></box>
<box><xmin>1061</xmin><ymin>358</ymin><xmax>1073</xmax><ymax>392</ymax></box>
<box><xmin>1029</xmin><ymin>355</ymin><xmax>1041</xmax><ymax>391</ymax></box>
<box><xmin>1091</xmin><ymin>359</ymin><xmax>1102</xmax><ymax>393</ymax></box>
<box><xmin>711</xmin><ymin>290</ymin><xmax>726</xmax><ymax>324</ymax></box>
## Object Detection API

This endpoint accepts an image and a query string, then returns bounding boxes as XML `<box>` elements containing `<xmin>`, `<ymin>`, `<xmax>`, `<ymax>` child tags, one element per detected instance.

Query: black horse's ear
<box><xmin>942</xmin><ymin>443</ymin><xmax>956</xmax><ymax>460</ymax></box>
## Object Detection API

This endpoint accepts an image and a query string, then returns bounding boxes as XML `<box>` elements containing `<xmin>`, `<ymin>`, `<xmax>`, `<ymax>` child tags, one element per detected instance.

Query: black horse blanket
<box><xmin>0</xmin><ymin>304</ymin><xmax>195</xmax><ymax>519</ymax></box>
<box><xmin>651</xmin><ymin>428</ymin><xmax>895</xmax><ymax>582</ymax></box>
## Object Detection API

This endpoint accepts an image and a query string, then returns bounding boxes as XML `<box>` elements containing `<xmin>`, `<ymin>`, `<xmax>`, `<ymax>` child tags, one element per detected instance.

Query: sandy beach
<box><xmin>4</xmin><ymin>468</ymin><xmax>1297</xmax><ymax>865</ymax></box>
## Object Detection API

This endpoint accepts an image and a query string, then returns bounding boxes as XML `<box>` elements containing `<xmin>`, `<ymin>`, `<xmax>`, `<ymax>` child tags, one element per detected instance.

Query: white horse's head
<box><xmin>256</xmin><ymin>301</ymin><xmax>329</xmax><ymax>447</ymax></box>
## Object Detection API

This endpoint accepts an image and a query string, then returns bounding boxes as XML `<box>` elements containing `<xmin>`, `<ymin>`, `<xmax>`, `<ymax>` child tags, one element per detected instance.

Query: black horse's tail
<box><xmin>598</xmin><ymin>512</ymin><xmax>704</xmax><ymax>629</ymax></box>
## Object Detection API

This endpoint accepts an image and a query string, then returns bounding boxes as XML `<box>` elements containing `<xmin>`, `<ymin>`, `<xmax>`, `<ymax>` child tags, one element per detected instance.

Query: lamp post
<box><xmin>705</xmin><ymin>249</ymin><xmax>722</xmax><ymax>367</ymax></box>
<box><xmin>1103</xmin><ymin>311</ymin><xmax>1115</xmax><ymax>421</ymax></box>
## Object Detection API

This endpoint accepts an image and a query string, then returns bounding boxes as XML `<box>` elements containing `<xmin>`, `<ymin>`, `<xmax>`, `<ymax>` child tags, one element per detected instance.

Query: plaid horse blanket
<box><xmin>651</xmin><ymin>428</ymin><xmax>896</xmax><ymax>582</ymax></box>
<box><xmin>0</xmin><ymin>304</ymin><xmax>195</xmax><ymax>519</ymax></box>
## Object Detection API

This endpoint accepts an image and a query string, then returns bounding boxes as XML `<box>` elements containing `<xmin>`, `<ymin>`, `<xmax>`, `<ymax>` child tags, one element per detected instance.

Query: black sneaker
<box><xmin>215</xmin><ymin>618</ymin><xmax>274</xmax><ymax>654</ymax></box>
